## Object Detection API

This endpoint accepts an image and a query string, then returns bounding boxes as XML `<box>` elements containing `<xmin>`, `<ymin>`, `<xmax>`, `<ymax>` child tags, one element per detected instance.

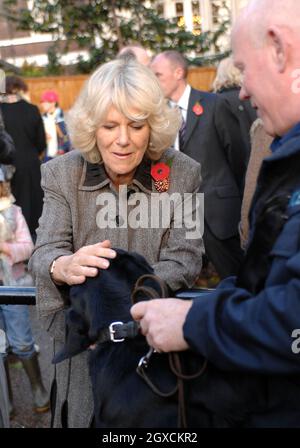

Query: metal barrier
<box><xmin>175</xmin><ymin>288</ymin><xmax>214</xmax><ymax>299</ymax></box>
<box><xmin>0</xmin><ymin>287</ymin><xmax>36</xmax><ymax>305</ymax></box>
<box><xmin>0</xmin><ymin>286</ymin><xmax>212</xmax><ymax>306</ymax></box>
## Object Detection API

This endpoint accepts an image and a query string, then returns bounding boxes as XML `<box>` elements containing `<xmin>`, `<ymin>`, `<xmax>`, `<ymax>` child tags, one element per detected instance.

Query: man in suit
<box><xmin>151</xmin><ymin>51</ymin><xmax>249</xmax><ymax>278</ymax></box>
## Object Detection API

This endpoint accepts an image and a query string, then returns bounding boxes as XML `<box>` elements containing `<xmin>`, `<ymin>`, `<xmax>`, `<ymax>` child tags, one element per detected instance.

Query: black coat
<box><xmin>1</xmin><ymin>100</ymin><xmax>46</xmax><ymax>236</ymax></box>
<box><xmin>181</xmin><ymin>88</ymin><xmax>250</xmax><ymax>277</ymax></box>
<box><xmin>182</xmin><ymin>88</ymin><xmax>249</xmax><ymax>240</ymax></box>
<box><xmin>0</xmin><ymin>108</ymin><xmax>15</xmax><ymax>165</ymax></box>
<box><xmin>217</xmin><ymin>87</ymin><xmax>257</xmax><ymax>155</ymax></box>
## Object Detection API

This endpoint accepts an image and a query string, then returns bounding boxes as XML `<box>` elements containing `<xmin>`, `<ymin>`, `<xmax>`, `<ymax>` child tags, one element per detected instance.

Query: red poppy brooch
<box><xmin>192</xmin><ymin>101</ymin><xmax>203</xmax><ymax>116</ymax></box>
<box><xmin>151</xmin><ymin>158</ymin><xmax>173</xmax><ymax>192</ymax></box>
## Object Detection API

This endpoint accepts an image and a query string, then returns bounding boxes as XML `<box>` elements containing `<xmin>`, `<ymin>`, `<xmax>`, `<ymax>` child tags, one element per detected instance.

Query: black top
<box><xmin>217</xmin><ymin>87</ymin><xmax>257</xmax><ymax>154</ymax></box>
<box><xmin>1</xmin><ymin>99</ymin><xmax>46</xmax><ymax>164</ymax></box>
<box><xmin>1</xmin><ymin>99</ymin><xmax>46</xmax><ymax>236</ymax></box>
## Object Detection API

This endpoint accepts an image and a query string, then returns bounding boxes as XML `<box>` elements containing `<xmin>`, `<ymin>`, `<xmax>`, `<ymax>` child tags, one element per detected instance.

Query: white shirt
<box><xmin>170</xmin><ymin>84</ymin><xmax>191</xmax><ymax>151</ymax></box>
<box><xmin>43</xmin><ymin>113</ymin><xmax>58</xmax><ymax>158</ymax></box>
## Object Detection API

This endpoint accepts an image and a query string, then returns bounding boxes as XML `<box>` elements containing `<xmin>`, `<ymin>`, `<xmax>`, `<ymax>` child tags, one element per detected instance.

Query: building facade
<box><xmin>159</xmin><ymin>0</ymin><xmax>248</xmax><ymax>32</ymax></box>
<box><xmin>0</xmin><ymin>0</ymin><xmax>249</xmax><ymax>68</ymax></box>
<box><xmin>0</xmin><ymin>0</ymin><xmax>87</xmax><ymax>68</ymax></box>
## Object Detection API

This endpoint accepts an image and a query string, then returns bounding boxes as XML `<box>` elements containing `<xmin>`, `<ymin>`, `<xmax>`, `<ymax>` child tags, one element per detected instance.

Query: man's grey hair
<box><xmin>235</xmin><ymin>0</ymin><xmax>300</xmax><ymax>43</ymax></box>
<box><xmin>155</xmin><ymin>51</ymin><xmax>188</xmax><ymax>79</ymax></box>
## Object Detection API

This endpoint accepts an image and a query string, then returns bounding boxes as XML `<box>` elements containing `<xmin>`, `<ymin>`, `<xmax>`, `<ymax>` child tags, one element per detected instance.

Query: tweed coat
<box><xmin>29</xmin><ymin>148</ymin><xmax>203</xmax><ymax>427</ymax></box>
<box><xmin>239</xmin><ymin>119</ymin><xmax>272</xmax><ymax>249</ymax></box>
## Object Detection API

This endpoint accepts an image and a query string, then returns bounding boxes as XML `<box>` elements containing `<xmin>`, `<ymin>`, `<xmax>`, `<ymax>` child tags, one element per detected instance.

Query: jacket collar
<box><xmin>270</xmin><ymin>122</ymin><xmax>300</xmax><ymax>153</ymax></box>
<box><xmin>264</xmin><ymin>122</ymin><xmax>300</xmax><ymax>164</ymax></box>
<box><xmin>79</xmin><ymin>156</ymin><xmax>153</xmax><ymax>193</ymax></box>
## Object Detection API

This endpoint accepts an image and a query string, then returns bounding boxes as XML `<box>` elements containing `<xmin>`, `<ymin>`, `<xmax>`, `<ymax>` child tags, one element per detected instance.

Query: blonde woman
<box><xmin>29</xmin><ymin>58</ymin><xmax>204</xmax><ymax>427</ymax></box>
<box><xmin>213</xmin><ymin>56</ymin><xmax>257</xmax><ymax>155</ymax></box>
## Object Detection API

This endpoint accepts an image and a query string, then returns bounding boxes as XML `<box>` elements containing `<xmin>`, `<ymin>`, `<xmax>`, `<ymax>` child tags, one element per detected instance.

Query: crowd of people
<box><xmin>1</xmin><ymin>0</ymin><xmax>300</xmax><ymax>429</ymax></box>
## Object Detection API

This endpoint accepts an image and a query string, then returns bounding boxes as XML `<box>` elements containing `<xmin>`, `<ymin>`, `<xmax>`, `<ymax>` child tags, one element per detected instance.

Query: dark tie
<box><xmin>178</xmin><ymin>107</ymin><xmax>186</xmax><ymax>151</ymax></box>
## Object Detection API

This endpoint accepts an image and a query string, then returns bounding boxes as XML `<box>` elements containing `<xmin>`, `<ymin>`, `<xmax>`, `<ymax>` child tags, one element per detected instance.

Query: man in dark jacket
<box><xmin>132</xmin><ymin>0</ymin><xmax>300</xmax><ymax>427</ymax></box>
<box><xmin>151</xmin><ymin>51</ymin><xmax>248</xmax><ymax>278</ymax></box>
<box><xmin>1</xmin><ymin>76</ymin><xmax>46</xmax><ymax>240</ymax></box>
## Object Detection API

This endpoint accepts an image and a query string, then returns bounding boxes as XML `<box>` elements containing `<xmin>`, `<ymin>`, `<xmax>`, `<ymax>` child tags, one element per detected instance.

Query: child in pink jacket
<box><xmin>0</xmin><ymin>167</ymin><xmax>49</xmax><ymax>416</ymax></box>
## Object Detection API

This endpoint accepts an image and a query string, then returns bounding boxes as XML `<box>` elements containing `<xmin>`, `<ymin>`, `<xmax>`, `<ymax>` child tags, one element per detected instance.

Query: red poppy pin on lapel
<box><xmin>151</xmin><ymin>159</ymin><xmax>173</xmax><ymax>192</ymax></box>
<box><xmin>192</xmin><ymin>101</ymin><xmax>203</xmax><ymax>116</ymax></box>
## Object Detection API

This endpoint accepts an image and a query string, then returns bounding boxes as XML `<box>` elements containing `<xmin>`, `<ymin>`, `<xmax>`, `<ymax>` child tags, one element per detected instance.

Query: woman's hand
<box><xmin>51</xmin><ymin>240</ymin><xmax>116</xmax><ymax>286</ymax></box>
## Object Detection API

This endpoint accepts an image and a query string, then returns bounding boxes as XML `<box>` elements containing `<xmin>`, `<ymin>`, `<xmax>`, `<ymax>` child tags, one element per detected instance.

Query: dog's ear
<box><xmin>52</xmin><ymin>309</ymin><xmax>91</xmax><ymax>363</ymax></box>
<box><xmin>108</xmin><ymin>250</ymin><xmax>153</xmax><ymax>286</ymax></box>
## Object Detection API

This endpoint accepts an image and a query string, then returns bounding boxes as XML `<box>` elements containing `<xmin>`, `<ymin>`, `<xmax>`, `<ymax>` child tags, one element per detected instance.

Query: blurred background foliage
<box><xmin>3</xmin><ymin>0</ymin><xmax>230</xmax><ymax>75</ymax></box>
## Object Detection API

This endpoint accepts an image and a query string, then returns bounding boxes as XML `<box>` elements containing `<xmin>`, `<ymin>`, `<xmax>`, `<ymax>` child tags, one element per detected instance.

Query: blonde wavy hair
<box><xmin>67</xmin><ymin>58</ymin><xmax>181</xmax><ymax>163</ymax></box>
<box><xmin>212</xmin><ymin>56</ymin><xmax>243</xmax><ymax>93</ymax></box>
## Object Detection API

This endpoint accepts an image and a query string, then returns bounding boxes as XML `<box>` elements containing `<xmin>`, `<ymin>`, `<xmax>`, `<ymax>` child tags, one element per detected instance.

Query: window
<box><xmin>157</xmin><ymin>2</ymin><xmax>164</xmax><ymax>16</ymax></box>
<box><xmin>192</xmin><ymin>1</ymin><xmax>201</xmax><ymax>35</ymax></box>
<box><xmin>176</xmin><ymin>2</ymin><xmax>185</xmax><ymax>28</ymax></box>
<box><xmin>175</xmin><ymin>2</ymin><xmax>184</xmax><ymax>16</ymax></box>
<box><xmin>192</xmin><ymin>0</ymin><xmax>200</xmax><ymax>15</ymax></box>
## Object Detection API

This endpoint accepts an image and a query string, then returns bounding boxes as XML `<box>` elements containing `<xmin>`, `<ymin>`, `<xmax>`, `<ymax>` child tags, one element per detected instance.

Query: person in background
<box><xmin>0</xmin><ymin>76</ymin><xmax>46</xmax><ymax>241</ymax></box>
<box><xmin>0</xmin><ymin>109</ymin><xmax>15</xmax><ymax>167</ymax></box>
<box><xmin>0</xmin><ymin>121</ymin><xmax>15</xmax><ymax>428</ymax></box>
<box><xmin>213</xmin><ymin>56</ymin><xmax>257</xmax><ymax>155</ymax></box>
<box><xmin>0</xmin><ymin>167</ymin><xmax>49</xmax><ymax>417</ymax></box>
<box><xmin>151</xmin><ymin>50</ymin><xmax>248</xmax><ymax>279</ymax></box>
<box><xmin>40</xmin><ymin>90</ymin><xmax>72</xmax><ymax>161</ymax></box>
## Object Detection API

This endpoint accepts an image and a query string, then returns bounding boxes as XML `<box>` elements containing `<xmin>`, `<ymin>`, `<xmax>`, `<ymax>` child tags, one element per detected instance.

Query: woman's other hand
<box><xmin>51</xmin><ymin>240</ymin><xmax>116</xmax><ymax>286</ymax></box>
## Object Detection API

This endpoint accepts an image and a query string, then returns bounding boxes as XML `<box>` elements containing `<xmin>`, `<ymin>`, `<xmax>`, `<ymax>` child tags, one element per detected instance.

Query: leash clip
<box><xmin>138</xmin><ymin>347</ymin><xmax>155</xmax><ymax>369</ymax></box>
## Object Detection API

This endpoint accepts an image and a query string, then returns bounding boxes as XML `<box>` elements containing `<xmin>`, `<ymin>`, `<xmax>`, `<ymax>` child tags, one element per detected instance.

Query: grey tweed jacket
<box><xmin>29</xmin><ymin>147</ymin><xmax>203</xmax><ymax>427</ymax></box>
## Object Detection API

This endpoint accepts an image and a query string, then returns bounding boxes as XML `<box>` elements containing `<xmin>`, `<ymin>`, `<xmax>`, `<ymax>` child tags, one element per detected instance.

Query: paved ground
<box><xmin>8</xmin><ymin>306</ymin><xmax>52</xmax><ymax>428</ymax></box>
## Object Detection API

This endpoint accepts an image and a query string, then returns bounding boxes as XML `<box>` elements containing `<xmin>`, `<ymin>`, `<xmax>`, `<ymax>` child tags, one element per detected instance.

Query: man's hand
<box><xmin>0</xmin><ymin>242</ymin><xmax>10</xmax><ymax>257</ymax></box>
<box><xmin>131</xmin><ymin>299</ymin><xmax>193</xmax><ymax>353</ymax></box>
<box><xmin>51</xmin><ymin>240</ymin><xmax>116</xmax><ymax>286</ymax></box>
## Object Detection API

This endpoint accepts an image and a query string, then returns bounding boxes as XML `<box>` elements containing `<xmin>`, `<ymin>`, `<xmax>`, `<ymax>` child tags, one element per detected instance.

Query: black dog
<box><xmin>53</xmin><ymin>249</ymin><xmax>268</xmax><ymax>428</ymax></box>
<box><xmin>53</xmin><ymin>249</ymin><xmax>183</xmax><ymax>428</ymax></box>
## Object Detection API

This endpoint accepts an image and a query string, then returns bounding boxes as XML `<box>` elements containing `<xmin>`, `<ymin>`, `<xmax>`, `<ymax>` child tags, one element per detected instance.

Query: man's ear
<box><xmin>267</xmin><ymin>26</ymin><xmax>289</xmax><ymax>73</ymax></box>
<box><xmin>174</xmin><ymin>66</ymin><xmax>185</xmax><ymax>81</ymax></box>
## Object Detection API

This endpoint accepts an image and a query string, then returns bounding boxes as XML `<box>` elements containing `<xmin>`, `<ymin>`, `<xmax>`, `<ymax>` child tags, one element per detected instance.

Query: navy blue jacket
<box><xmin>184</xmin><ymin>125</ymin><xmax>300</xmax><ymax>375</ymax></box>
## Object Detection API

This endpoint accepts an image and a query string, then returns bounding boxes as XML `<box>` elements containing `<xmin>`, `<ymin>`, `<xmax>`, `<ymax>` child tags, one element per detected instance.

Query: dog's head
<box><xmin>53</xmin><ymin>248</ymin><xmax>159</xmax><ymax>363</ymax></box>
